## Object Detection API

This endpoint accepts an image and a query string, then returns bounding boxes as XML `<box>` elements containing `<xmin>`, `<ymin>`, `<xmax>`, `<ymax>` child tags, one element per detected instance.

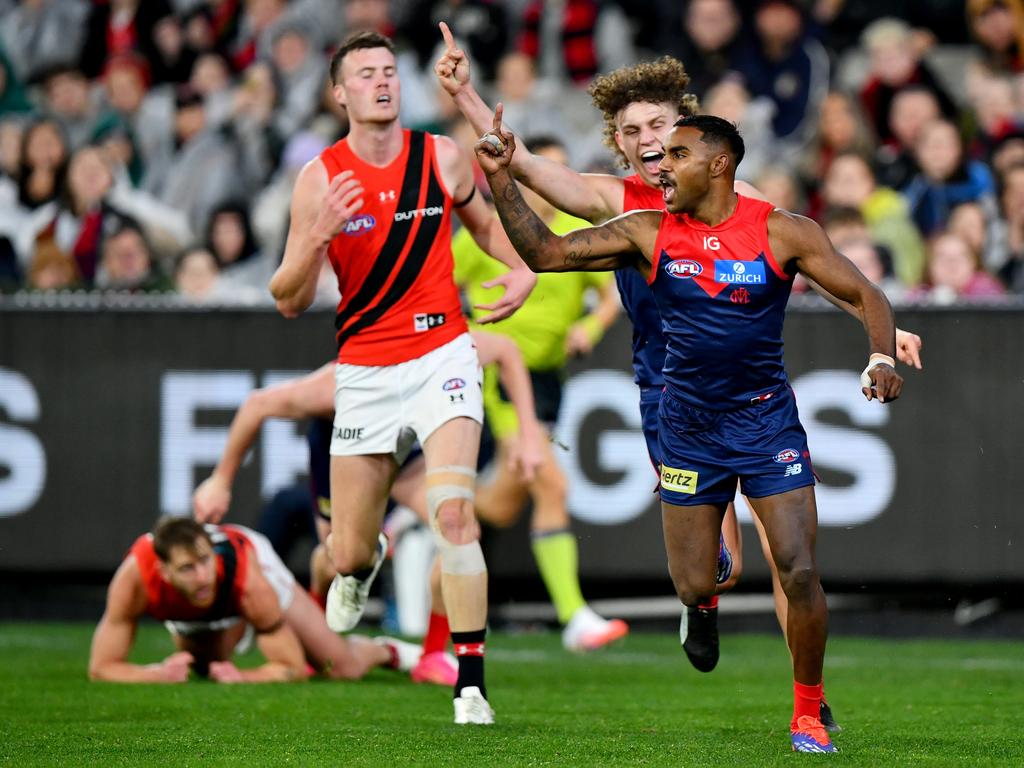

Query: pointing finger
<box><xmin>493</xmin><ymin>102</ymin><xmax>504</xmax><ymax>134</ymax></box>
<box><xmin>440</xmin><ymin>21</ymin><xmax>455</xmax><ymax>51</ymax></box>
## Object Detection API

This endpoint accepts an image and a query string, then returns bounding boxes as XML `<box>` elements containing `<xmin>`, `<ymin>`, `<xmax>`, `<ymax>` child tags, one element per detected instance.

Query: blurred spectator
<box><xmin>814</xmin><ymin>0</ymin><xmax>969</xmax><ymax>53</ymax></box>
<box><xmin>79</xmin><ymin>0</ymin><xmax>177</xmax><ymax>81</ymax></box>
<box><xmin>990</xmin><ymin>162</ymin><xmax>1024</xmax><ymax>292</ymax></box>
<box><xmin>94</xmin><ymin>218</ymin><xmax>173</xmax><ymax>293</ymax></box>
<box><xmin>489</xmin><ymin>52</ymin><xmax>574</xmax><ymax>158</ymax></box>
<box><xmin>732</xmin><ymin>0</ymin><xmax>829</xmax><ymax>145</ymax></box>
<box><xmin>190</xmin><ymin>52</ymin><xmax>235</xmax><ymax>128</ymax></box>
<box><xmin>663</xmin><ymin>0</ymin><xmax>742</xmax><ymax>99</ymax></box>
<box><xmin>149</xmin><ymin>10</ymin><xmax>200</xmax><ymax>84</ymax></box>
<box><xmin>702</xmin><ymin>76</ymin><xmax>775</xmax><ymax>182</ymax></box>
<box><xmin>205</xmin><ymin>200</ymin><xmax>272</xmax><ymax>301</ymax></box>
<box><xmin>229</xmin><ymin>0</ymin><xmax>289</xmax><ymax>71</ymax></box>
<box><xmin>35</xmin><ymin>63</ymin><xmax>108</xmax><ymax>149</ymax></box>
<box><xmin>173</xmin><ymin>245</ymin><xmax>221</xmax><ymax>301</ymax></box>
<box><xmin>516</xmin><ymin>0</ymin><xmax>636</xmax><ymax>86</ymax></box>
<box><xmin>858</xmin><ymin>18</ymin><xmax>957</xmax><ymax>146</ymax></box>
<box><xmin>948</xmin><ymin>201</ymin><xmax>993</xmax><ymax>268</ymax></box>
<box><xmin>822</xmin><ymin>205</ymin><xmax>872</xmax><ymax>248</ymax></box>
<box><xmin>968</xmin><ymin>75</ymin><xmax>1022</xmax><ymax>160</ymax></box>
<box><xmin>874</xmin><ymin>85</ymin><xmax>939</xmax><ymax>191</ymax></box>
<box><xmin>100</xmin><ymin>53</ymin><xmax>175</xmax><ymax>178</ymax></box>
<box><xmin>26</xmin><ymin>234</ymin><xmax>81</xmax><ymax>291</ymax></box>
<box><xmin>753</xmin><ymin>165</ymin><xmax>805</xmax><ymax>215</ymax></box>
<box><xmin>910</xmin><ymin>230</ymin><xmax>1005</xmax><ymax>303</ymax></box>
<box><xmin>229</xmin><ymin>60</ymin><xmax>285</xmax><ymax>186</ymax></box>
<box><xmin>966</xmin><ymin>0</ymin><xmax>1024</xmax><ymax>75</ymax></box>
<box><xmin>0</xmin><ymin>116</ymin><xmax>24</xmax><ymax>184</ymax></box>
<box><xmin>0</xmin><ymin>0</ymin><xmax>89</xmax><ymax>81</ymax></box>
<box><xmin>268</xmin><ymin>21</ymin><xmax>325</xmax><ymax>137</ymax></box>
<box><xmin>0</xmin><ymin>47</ymin><xmax>33</xmax><ymax>117</ymax></box>
<box><xmin>991</xmin><ymin>130</ymin><xmax>1024</xmax><ymax>176</ymax></box>
<box><xmin>903</xmin><ymin>118</ymin><xmax>997</xmax><ymax>237</ymax></box>
<box><xmin>143</xmin><ymin>86</ymin><xmax>245</xmax><ymax>234</ymax></box>
<box><xmin>799</xmin><ymin>89</ymin><xmax>875</xmax><ymax>217</ymax></box>
<box><xmin>839</xmin><ymin>237</ymin><xmax>906</xmax><ymax>302</ymax></box>
<box><xmin>821</xmin><ymin>152</ymin><xmax>925</xmax><ymax>286</ymax></box>
<box><xmin>402</xmin><ymin>0</ymin><xmax>509</xmax><ymax>83</ymax></box>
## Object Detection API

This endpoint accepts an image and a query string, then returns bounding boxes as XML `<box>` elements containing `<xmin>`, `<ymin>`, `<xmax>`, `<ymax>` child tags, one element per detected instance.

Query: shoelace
<box><xmin>793</xmin><ymin>715</ymin><xmax>830</xmax><ymax>745</ymax></box>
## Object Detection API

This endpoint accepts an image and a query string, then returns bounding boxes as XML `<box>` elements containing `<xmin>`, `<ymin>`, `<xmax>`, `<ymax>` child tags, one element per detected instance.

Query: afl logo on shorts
<box><xmin>664</xmin><ymin>259</ymin><xmax>703</xmax><ymax>279</ymax></box>
<box><xmin>343</xmin><ymin>214</ymin><xmax>376</xmax><ymax>236</ymax></box>
<box><xmin>773</xmin><ymin>448</ymin><xmax>800</xmax><ymax>464</ymax></box>
<box><xmin>442</xmin><ymin>378</ymin><xmax>466</xmax><ymax>392</ymax></box>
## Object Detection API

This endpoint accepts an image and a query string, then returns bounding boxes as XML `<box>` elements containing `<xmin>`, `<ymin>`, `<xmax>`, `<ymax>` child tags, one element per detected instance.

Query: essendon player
<box><xmin>269</xmin><ymin>31</ymin><xmax>536</xmax><ymax>724</ymax></box>
<box><xmin>477</xmin><ymin>113</ymin><xmax>904</xmax><ymax>753</ymax></box>
<box><xmin>88</xmin><ymin>517</ymin><xmax>418</xmax><ymax>683</ymax></box>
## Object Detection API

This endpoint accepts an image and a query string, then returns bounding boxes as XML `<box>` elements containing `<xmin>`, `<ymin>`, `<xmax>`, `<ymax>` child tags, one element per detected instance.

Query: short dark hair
<box><xmin>152</xmin><ymin>516</ymin><xmax>211</xmax><ymax>562</ymax></box>
<box><xmin>330</xmin><ymin>31</ymin><xmax>395</xmax><ymax>85</ymax></box>
<box><xmin>822</xmin><ymin>205</ymin><xmax>866</xmax><ymax>230</ymax></box>
<box><xmin>673</xmin><ymin>114</ymin><xmax>745</xmax><ymax>168</ymax></box>
<box><xmin>523</xmin><ymin>135</ymin><xmax>567</xmax><ymax>155</ymax></box>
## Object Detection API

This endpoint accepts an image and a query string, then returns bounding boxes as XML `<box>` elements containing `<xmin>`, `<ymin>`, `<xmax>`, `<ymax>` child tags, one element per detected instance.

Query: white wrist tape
<box><xmin>860</xmin><ymin>353</ymin><xmax>896</xmax><ymax>388</ymax></box>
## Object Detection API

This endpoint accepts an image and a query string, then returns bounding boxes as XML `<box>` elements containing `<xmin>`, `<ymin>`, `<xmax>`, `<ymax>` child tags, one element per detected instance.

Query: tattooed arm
<box><xmin>475</xmin><ymin>105</ymin><xmax>660</xmax><ymax>274</ymax></box>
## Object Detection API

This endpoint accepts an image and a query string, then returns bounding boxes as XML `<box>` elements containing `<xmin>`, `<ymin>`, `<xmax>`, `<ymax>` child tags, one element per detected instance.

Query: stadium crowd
<box><xmin>0</xmin><ymin>0</ymin><xmax>1021</xmax><ymax>304</ymax></box>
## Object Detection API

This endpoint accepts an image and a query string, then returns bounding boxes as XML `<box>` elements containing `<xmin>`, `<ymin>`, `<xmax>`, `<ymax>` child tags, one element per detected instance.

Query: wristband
<box><xmin>860</xmin><ymin>353</ymin><xmax>895</xmax><ymax>388</ymax></box>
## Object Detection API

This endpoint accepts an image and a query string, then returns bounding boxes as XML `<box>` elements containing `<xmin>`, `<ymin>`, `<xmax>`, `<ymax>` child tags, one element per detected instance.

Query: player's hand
<box><xmin>508</xmin><ymin>427</ymin><xmax>544</xmax><ymax>483</ymax></box>
<box><xmin>193</xmin><ymin>474</ymin><xmax>231</xmax><ymax>523</ymax></box>
<box><xmin>158</xmin><ymin>651</ymin><xmax>193</xmax><ymax>683</ymax></box>
<box><xmin>209</xmin><ymin>660</ymin><xmax>244</xmax><ymax>684</ymax></box>
<box><xmin>474</xmin><ymin>103</ymin><xmax>516</xmax><ymax>176</ymax></box>
<box><xmin>435</xmin><ymin>22</ymin><xmax>471</xmax><ymax>96</ymax></box>
<box><xmin>895</xmin><ymin>327</ymin><xmax>923</xmax><ymax>369</ymax></box>
<box><xmin>565</xmin><ymin>322</ymin><xmax>595</xmax><ymax>357</ymax></box>
<box><xmin>862</xmin><ymin>363</ymin><xmax>903</xmax><ymax>403</ymax></box>
<box><xmin>313</xmin><ymin>170</ymin><xmax>364</xmax><ymax>240</ymax></box>
<box><xmin>475</xmin><ymin>266</ymin><xmax>536</xmax><ymax>323</ymax></box>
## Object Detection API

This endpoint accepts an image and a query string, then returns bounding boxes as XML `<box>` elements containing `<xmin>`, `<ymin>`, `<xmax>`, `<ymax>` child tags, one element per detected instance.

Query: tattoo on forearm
<box><xmin>492</xmin><ymin>175</ymin><xmax>552</xmax><ymax>269</ymax></box>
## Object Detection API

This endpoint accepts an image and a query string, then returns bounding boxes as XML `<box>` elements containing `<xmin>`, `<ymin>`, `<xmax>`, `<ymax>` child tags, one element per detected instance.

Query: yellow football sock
<box><xmin>531</xmin><ymin>529</ymin><xmax>586</xmax><ymax>625</ymax></box>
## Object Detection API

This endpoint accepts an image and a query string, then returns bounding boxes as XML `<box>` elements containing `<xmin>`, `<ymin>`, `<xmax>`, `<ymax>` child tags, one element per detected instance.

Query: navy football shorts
<box><xmin>638</xmin><ymin>385</ymin><xmax>663</xmax><ymax>473</ymax></box>
<box><xmin>657</xmin><ymin>384</ymin><xmax>814</xmax><ymax>506</ymax></box>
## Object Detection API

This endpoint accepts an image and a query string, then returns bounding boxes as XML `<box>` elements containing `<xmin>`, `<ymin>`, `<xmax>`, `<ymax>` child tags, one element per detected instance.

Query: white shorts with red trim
<box><xmin>330</xmin><ymin>332</ymin><xmax>483</xmax><ymax>463</ymax></box>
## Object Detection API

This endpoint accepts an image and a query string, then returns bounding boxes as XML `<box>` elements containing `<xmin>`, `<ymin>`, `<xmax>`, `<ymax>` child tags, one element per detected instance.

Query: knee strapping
<box><xmin>426</xmin><ymin>465</ymin><xmax>485</xmax><ymax>576</ymax></box>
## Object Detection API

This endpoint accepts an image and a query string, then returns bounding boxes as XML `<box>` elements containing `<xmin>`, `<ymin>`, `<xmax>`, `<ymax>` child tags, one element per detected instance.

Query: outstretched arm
<box><xmin>476</xmin><ymin>107</ymin><xmax>657</xmax><ymax>274</ymax></box>
<box><xmin>193</xmin><ymin>364</ymin><xmax>335</xmax><ymax>523</ymax></box>
<box><xmin>89</xmin><ymin>559</ymin><xmax>193</xmax><ymax>683</ymax></box>
<box><xmin>435</xmin><ymin>22</ymin><xmax>624</xmax><ymax>223</ymax></box>
<box><xmin>770</xmin><ymin>210</ymin><xmax>903</xmax><ymax>402</ymax></box>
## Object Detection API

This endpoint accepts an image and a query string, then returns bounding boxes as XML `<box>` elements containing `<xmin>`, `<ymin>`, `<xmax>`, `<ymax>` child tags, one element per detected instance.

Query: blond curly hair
<box><xmin>587</xmin><ymin>57</ymin><xmax>700</xmax><ymax>168</ymax></box>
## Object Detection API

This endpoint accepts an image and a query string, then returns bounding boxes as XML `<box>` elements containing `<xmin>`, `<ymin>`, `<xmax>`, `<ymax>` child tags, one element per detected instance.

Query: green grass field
<box><xmin>1</xmin><ymin>622</ymin><xmax>1021</xmax><ymax>766</ymax></box>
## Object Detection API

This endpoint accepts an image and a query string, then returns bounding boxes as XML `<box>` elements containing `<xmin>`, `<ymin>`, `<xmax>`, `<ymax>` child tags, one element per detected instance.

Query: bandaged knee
<box><xmin>426</xmin><ymin>465</ymin><xmax>486</xmax><ymax>576</ymax></box>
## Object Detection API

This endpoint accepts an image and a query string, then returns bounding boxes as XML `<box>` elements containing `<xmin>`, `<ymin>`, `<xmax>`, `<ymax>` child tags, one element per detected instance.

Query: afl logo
<box><xmin>442</xmin><ymin>378</ymin><xmax>466</xmax><ymax>392</ymax></box>
<box><xmin>343</xmin><ymin>214</ymin><xmax>376</xmax><ymax>236</ymax></box>
<box><xmin>773</xmin><ymin>448</ymin><xmax>800</xmax><ymax>464</ymax></box>
<box><xmin>665</xmin><ymin>259</ymin><xmax>703</xmax><ymax>279</ymax></box>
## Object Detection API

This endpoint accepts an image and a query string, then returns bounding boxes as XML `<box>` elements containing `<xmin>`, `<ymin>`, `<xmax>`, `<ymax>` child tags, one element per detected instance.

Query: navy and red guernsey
<box><xmin>320</xmin><ymin>130</ymin><xmax>468</xmax><ymax>366</ymax></box>
<box><xmin>649</xmin><ymin>194</ymin><xmax>792</xmax><ymax>410</ymax></box>
<box><xmin>617</xmin><ymin>174</ymin><xmax>668</xmax><ymax>388</ymax></box>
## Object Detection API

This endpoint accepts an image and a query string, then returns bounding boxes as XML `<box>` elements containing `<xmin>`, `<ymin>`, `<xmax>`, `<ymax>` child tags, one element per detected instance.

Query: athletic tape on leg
<box><xmin>426</xmin><ymin>465</ymin><xmax>485</xmax><ymax>576</ymax></box>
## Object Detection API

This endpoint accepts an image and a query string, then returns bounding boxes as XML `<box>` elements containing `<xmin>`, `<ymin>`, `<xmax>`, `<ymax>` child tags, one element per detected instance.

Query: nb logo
<box><xmin>703</xmin><ymin>235</ymin><xmax>721</xmax><ymax>251</ymax></box>
<box><xmin>784</xmin><ymin>463</ymin><xmax>803</xmax><ymax>477</ymax></box>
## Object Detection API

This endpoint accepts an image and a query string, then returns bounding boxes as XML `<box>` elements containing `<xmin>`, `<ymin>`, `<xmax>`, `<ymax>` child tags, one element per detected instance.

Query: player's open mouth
<box><xmin>660</xmin><ymin>175</ymin><xmax>675</xmax><ymax>203</ymax></box>
<box><xmin>640</xmin><ymin>150</ymin><xmax>663</xmax><ymax>175</ymax></box>
<box><xmin>376</xmin><ymin>94</ymin><xmax>392</xmax><ymax>104</ymax></box>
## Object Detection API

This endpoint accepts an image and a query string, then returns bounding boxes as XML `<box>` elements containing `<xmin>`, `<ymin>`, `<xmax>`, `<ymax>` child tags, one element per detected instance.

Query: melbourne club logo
<box><xmin>730</xmin><ymin>287</ymin><xmax>750</xmax><ymax>304</ymax></box>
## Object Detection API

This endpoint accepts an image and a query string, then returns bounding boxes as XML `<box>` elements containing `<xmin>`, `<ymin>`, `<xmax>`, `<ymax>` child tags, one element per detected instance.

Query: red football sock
<box><xmin>422</xmin><ymin>612</ymin><xmax>449</xmax><ymax>656</ymax></box>
<box><xmin>792</xmin><ymin>680</ymin><xmax>823</xmax><ymax>730</ymax></box>
<box><xmin>697</xmin><ymin>594</ymin><xmax>719</xmax><ymax>610</ymax></box>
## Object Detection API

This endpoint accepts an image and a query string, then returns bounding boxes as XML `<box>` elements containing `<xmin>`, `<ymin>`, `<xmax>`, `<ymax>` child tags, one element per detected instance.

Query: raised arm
<box><xmin>434</xmin><ymin>133</ymin><xmax>536</xmax><ymax>323</ymax></box>
<box><xmin>269</xmin><ymin>159</ymin><xmax>364</xmax><ymax>318</ymax></box>
<box><xmin>208</xmin><ymin>558</ymin><xmax>307</xmax><ymax>684</ymax></box>
<box><xmin>434</xmin><ymin>22</ymin><xmax>623</xmax><ymax>223</ymax></box>
<box><xmin>471</xmin><ymin>329</ymin><xmax>545</xmax><ymax>481</ymax></box>
<box><xmin>770</xmin><ymin>210</ymin><xmax>903</xmax><ymax>402</ymax></box>
<box><xmin>475</xmin><ymin>107</ymin><xmax>658</xmax><ymax>274</ymax></box>
<box><xmin>88</xmin><ymin>558</ymin><xmax>193</xmax><ymax>683</ymax></box>
<box><xmin>193</xmin><ymin>364</ymin><xmax>336</xmax><ymax>523</ymax></box>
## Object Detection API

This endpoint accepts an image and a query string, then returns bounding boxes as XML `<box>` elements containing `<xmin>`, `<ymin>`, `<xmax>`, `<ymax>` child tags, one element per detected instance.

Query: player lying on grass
<box><xmin>88</xmin><ymin>516</ymin><xmax>424</xmax><ymax>683</ymax></box>
<box><xmin>191</xmin><ymin>328</ymin><xmax>544</xmax><ymax>684</ymax></box>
